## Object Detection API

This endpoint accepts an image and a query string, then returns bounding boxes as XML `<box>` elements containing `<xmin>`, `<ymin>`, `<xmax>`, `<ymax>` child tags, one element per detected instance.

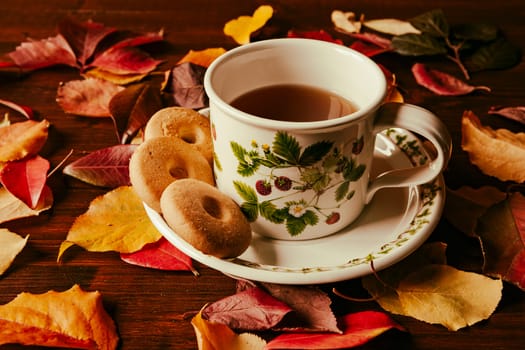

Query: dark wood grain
<box><xmin>0</xmin><ymin>1</ymin><xmax>524</xmax><ymax>349</ymax></box>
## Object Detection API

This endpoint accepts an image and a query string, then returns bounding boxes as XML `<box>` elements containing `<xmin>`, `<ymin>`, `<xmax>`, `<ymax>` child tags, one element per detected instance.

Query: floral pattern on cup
<box><xmin>229</xmin><ymin>130</ymin><xmax>366</xmax><ymax>237</ymax></box>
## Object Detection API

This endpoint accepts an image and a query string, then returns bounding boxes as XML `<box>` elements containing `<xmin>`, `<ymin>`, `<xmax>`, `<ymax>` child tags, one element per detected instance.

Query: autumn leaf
<box><xmin>191</xmin><ymin>310</ymin><xmax>266</xmax><ymax>350</ymax></box>
<box><xmin>83</xmin><ymin>67</ymin><xmax>150</xmax><ymax>85</ymax></box>
<box><xmin>202</xmin><ymin>286</ymin><xmax>293</xmax><ymax>331</ymax></box>
<box><xmin>412</xmin><ymin>63</ymin><xmax>491</xmax><ymax>96</ymax></box>
<box><xmin>161</xmin><ymin>62</ymin><xmax>207</xmax><ymax>109</ymax></box>
<box><xmin>56</xmin><ymin>78</ymin><xmax>125</xmax><ymax>117</ymax></box>
<box><xmin>87</xmin><ymin>46</ymin><xmax>163</xmax><ymax>75</ymax></box>
<box><xmin>0</xmin><ymin>98</ymin><xmax>34</xmax><ymax>119</ymax></box>
<box><xmin>223</xmin><ymin>5</ymin><xmax>274</xmax><ymax>45</ymax></box>
<box><xmin>177</xmin><ymin>48</ymin><xmax>226</xmax><ymax>67</ymax></box>
<box><xmin>58</xmin><ymin>186</ymin><xmax>162</xmax><ymax>261</ymax></box>
<box><xmin>120</xmin><ymin>237</ymin><xmax>197</xmax><ymax>274</ymax></box>
<box><xmin>488</xmin><ymin>105</ymin><xmax>525</xmax><ymax>126</ymax></box>
<box><xmin>0</xmin><ymin>228</ymin><xmax>28</xmax><ymax>275</ymax></box>
<box><xmin>0</xmin><ymin>119</ymin><xmax>49</xmax><ymax>162</ymax></box>
<box><xmin>397</xmin><ymin>264</ymin><xmax>502</xmax><ymax>331</ymax></box>
<box><xmin>63</xmin><ymin>144</ymin><xmax>137</xmax><ymax>188</ymax></box>
<box><xmin>265</xmin><ymin>311</ymin><xmax>406</xmax><ymax>349</ymax></box>
<box><xmin>476</xmin><ymin>192</ymin><xmax>525</xmax><ymax>290</ymax></box>
<box><xmin>461</xmin><ymin>110</ymin><xmax>525</xmax><ymax>182</ymax></box>
<box><xmin>0</xmin><ymin>155</ymin><xmax>50</xmax><ymax>209</ymax></box>
<box><xmin>0</xmin><ymin>186</ymin><xmax>53</xmax><ymax>224</ymax></box>
<box><xmin>331</xmin><ymin>10</ymin><xmax>362</xmax><ymax>34</ymax></box>
<box><xmin>287</xmin><ymin>30</ymin><xmax>343</xmax><ymax>44</ymax></box>
<box><xmin>7</xmin><ymin>34</ymin><xmax>78</xmax><ymax>71</ymax></box>
<box><xmin>0</xmin><ymin>284</ymin><xmax>118</xmax><ymax>349</ymax></box>
<box><xmin>363</xmin><ymin>18</ymin><xmax>421</xmax><ymax>36</ymax></box>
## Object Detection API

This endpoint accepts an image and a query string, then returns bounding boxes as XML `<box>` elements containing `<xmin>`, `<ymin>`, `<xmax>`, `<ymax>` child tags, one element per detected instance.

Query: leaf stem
<box><xmin>445</xmin><ymin>38</ymin><xmax>471</xmax><ymax>80</ymax></box>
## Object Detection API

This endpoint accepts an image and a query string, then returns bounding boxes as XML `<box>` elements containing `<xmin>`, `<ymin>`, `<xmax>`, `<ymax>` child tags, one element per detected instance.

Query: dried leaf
<box><xmin>161</xmin><ymin>62</ymin><xmax>207</xmax><ymax>109</ymax></box>
<box><xmin>0</xmin><ymin>284</ymin><xmax>118</xmax><ymax>349</ymax></box>
<box><xmin>177</xmin><ymin>48</ymin><xmax>226</xmax><ymax>67</ymax></box>
<box><xmin>331</xmin><ymin>10</ymin><xmax>362</xmax><ymax>34</ymax></box>
<box><xmin>397</xmin><ymin>264</ymin><xmax>502</xmax><ymax>331</ymax></box>
<box><xmin>412</xmin><ymin>63</ymin><xmax>491</xmax><ymax>96</ymax></box>
<box><xmin>57</xmin><ymin>18</ymin><xmax>117</xmax><ymax>66</ymax></box>
<box><xmin>108</xmin><ymin>29</ymin><xmax>164</xmax><ymax>50</ymax></box>
<box><xmin>88</xmin><ymin>46</ymin><xmax>162</xmax><ymax>75</ymax></box>
<box><xmin>58</xmin><ymin>186</ymin><xmax>162</xmax><ymax>261</ymax></box>
<box><xmin>265</xmin><ymin>311</ymin><xmax>406</xmax><ymax>349</ymax></box>
<box><xmin>476</xmin><ymin>192</ymin><xmax>525</xmax><ymax>290</ymax></box>
<box><xmin>7</xmin><ymin>34</ymin><xmax>78</xmax><ymax>71</ymax></box>
<box><xmin>0</xmin><ymin>228</ymin><xmax>28</xmax><ymax>275</ymax></box>
<box><xmin>108</xmin><ymin>83</ymin><xmax>163</xmax><ymax>143</ymax></box>
<box><xmin>465</xmin><ymin>38</ymin><xmax>521</xmax><ymax>73</ymax></box>
<box><xmin>349</xmin><ymin>40</ymin><xmax>391</xmax><ymax>57</ymax></box>
<box><xmin>287</xmin><ymin>30</ymin><xmax>343</xmax><ymax>44</ymax></box>
<box><xmin>489</xmin><ymin>106</ymin><xmax>525</xmax><ymax>125</ymax></box>
<box><xmin>0</xmin><ymin>155</ymin><xmax>50</xmax><ymax>209</ymax></box>
<box><xmin>191</xmin><ymin>311</ymin><xmax>266</xmax><ymax>350</ymax></box>
<box><xmin>364</xmin><ymin>18</ymin><xmax>421</xmax><ymax>36</ymax></box>
<box><xmin>461</xmin><ymin>110</ymin><xmax>525</xmax><ymax>182</ymax></box>
<box><xmin>223</xmin><ymin>5</ymin><xmax>274</xmax><ymax>45</ymax></box>
<box><xmin>120</xmin><ymin>237</ymin><xmax>197</xmax><ymax>273</ymax></box>
<box><xmin>349</xmin><ymin>32</ymin><xmax>392</xmax><ymax>49</ymax></box>
<box><xmin>0</xmin><ymin>186</ymin><xmax>53</xmax><ymax>224</ymax></box>
<box><xmin>0</xmin><ymin>119</ymin><xmax>49</xmax><ymax>162</ymax></box>
<box><xmin>63</xmin><ymin>144</ymin><xmax>137</xmax><ymax>188</ymax></box>
<box><xmin>83</xmin><ymin>67</ymin><xmax>149</xmax><ymax>85</ymax></box>
<box><xmin>56</xmin><ymin>78</ymin><xmax>125</xmax><ymax>117</ymax></box>
<box><xmin>202</xmin><ymin>286</ymin><xmax>293</xmax><ymax>331</ymax></box>
<box><xmin>0</xmin><ymin>99</ymin><xmax>34</xmax><ymax>119</ymax></box>
<box><xmin>409</xmin><ymin>8</ymin><xmax>449</xmax><ymax>38</ymax></box>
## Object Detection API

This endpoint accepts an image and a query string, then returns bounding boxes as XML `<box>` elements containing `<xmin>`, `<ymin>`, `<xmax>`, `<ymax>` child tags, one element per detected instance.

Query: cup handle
<box><xmin>365</xmin><ymin>102</ymin><xmax>452</xmax><ymax>204</ymax></box>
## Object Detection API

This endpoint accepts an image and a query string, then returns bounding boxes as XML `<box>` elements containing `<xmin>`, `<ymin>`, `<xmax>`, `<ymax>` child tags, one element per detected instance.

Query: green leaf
<box><xmin>299</xmin><ymin>140</ymin><xmax>333</xmax><ymax>166</ymax></box>
<box><xmin>272</xmin><ymin>131</ymin><xmax>301</xmax><ymax>165</ymax></box>
<box><xmin>409</xmin><ymin>9</ymin><xmax>449</xmax><ymax>38</ymax></box>
<box><xmin>233</xmin><ymin>181</ymin><xmax>258</xmax><ymax>202</ymax></box>
<box><xmin>335</xmin><ymin>181</ymin><xmax>350</xmax><ymax>202</ymax></box>
<box><xmin>392</xmin><ymin>33</ymin><xmax>447</xmax><ymax>56</ymax></box>
<box><xmin>451</xmin><ymin>23</ymin><xmax>499</xmax><ymax>42</ymax></box>
<box><xmin>465</xmin><ymin>39</ymin><xmax>521</xmax><ymax>72</ymax></box>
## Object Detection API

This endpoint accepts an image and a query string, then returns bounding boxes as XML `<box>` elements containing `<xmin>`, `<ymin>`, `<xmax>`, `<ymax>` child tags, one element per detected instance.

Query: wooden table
<box><xmin>0</xmin><ymin>1</ymin><xmax>524</xmax><ymax>349</ymax></box>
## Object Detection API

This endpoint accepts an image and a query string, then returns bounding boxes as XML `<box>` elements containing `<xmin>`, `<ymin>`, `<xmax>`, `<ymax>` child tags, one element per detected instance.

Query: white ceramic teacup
<box><xmin>204</xmin><ymin>38</ymin><xmax>451</xmax><ymax>240</ymax></box>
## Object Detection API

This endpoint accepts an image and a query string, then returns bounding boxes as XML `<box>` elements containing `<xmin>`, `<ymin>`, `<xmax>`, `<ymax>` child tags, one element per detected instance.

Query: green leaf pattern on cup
<box><xmin>230</xmin><ymin>131</ymin><xmax>366</xmax><ymax>237</ymax></box>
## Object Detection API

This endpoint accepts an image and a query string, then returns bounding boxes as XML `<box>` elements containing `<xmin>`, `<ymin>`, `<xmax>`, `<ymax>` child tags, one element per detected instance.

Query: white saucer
<box><xmin>145</xmin><ymin>129</ymin><xmax>445</xmax><ymax>285</ymax></box>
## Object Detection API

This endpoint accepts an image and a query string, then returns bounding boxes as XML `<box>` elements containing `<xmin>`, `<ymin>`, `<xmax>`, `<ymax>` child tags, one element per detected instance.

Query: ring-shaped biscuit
<box><xmin>129</xmin><ymin>136</ymin><xmax>214</xmax><ymax>212</ymax></box>
<box><xmin>144</xmin><ymin>107</ymin><xmax>213</xmax><ymax>165</ymax></box>
<box><xmin>160</xmin><ymin>178</ymin><xmax>252</xmax><ymax>258</ymax></box>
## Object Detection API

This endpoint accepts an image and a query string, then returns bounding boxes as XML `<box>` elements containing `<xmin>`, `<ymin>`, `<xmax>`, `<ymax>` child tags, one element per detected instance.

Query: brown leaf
<box><xmin>56</xmin><ymin>78</ymin><xmax>125</xmax><ymax>117</ymax></box>
<box><xmin>412</xmin><ymin>63</ymin><xmax>491</xmax><ymax>96</ymax></box>
<box><xmin>162</xmin><ymin>62</ymin><xmax>207</xmax><ymax>109</ymax></box>
<box><xmin>0</xmin><ymin>119</ymin><xmax>49</xmax><ymax>162</ymax></box>
<box><xmin>108</xmin><ymin>83</ymin><xmax>163</xmax><ymax>143</ymax></box>
<box><xmin>0</xmin><ymin>228</ymin><xmax>29</xmax><ymax>275</ymax></box>
<box><xmin>461</xmin><ymin>110</ymin><xmax>525</xmax><ymax>182</ymax></box>
<box><xmin>0</xmin><ymin>284</ymin><xmax>118</xmax><ymax>349</ymax></box>
<box><xmin>488</xmin><ymin>105</ymin><xmax>525</xmax><ymax>125</ymax></box>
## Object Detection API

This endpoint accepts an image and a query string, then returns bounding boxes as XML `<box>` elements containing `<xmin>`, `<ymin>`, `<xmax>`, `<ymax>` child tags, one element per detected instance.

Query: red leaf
<box><xmin>202</xmin><ymin>286</ymin><xmax>293</xmax><ymax>331</ymax></box>
<box><xmin>349</xmin><ymin>40</ymin><xmax>391</xmax><ymax>57</ymax></box>
<box><xmin>266</xmin><ymin>311</ymin><xmax>406</xmax><ymax>349</ymax></box>
<box><xmin>349</xmin><ymin>32</ymin><xmax>392</xmax><ymax>49</ymax></box>
<box><xmin>58</xmin><ymin>18</ymin><xmax>117</xmax><ymax>66</ymax></box>
<box><xmin>120</xmin><ymin>237</ymin><xmax>196</xmax><ymax>273</ymax></box>
<box><xmin>488</xmin><ymin>106</ymin><xmax>525</xmax><ymax>125</ymax></box>
<box><xmin>412</xmin><ymin>63</ymin><xmax>491</xmax><ymax>96</ymax></box>
<box><xmin>0</xmin><ymin>99</ymin><xmax>34</xmax><ymax>119</ymax></box>
<box><xmin>0</xmin><ymin>155</ymin><xmax>50</xmax><ymax>209</ymax></box>
<box><xmin>56</xmin><ymin>78</ymin><xmax>125</xmax><ymax>117</ymax></box>
<box><xmin>109</xmin><ymin>30</ymin><xmax>165</xmax><ymax>50</ymax></box>
<box><xmin>287</xmin><ymin>30</ymin><xmax>343</xmax><ymax>44</ymax></box>
<box><xmin>63</xmin><ymin>144</ymin><xmax>137</xmax><ymax>188</ymax></box>
<box><xmin>8</xmin><ymin>34</ymin><xmax>78</xmax><ymax>71</ymax></box>
<box><xmin>88</xmin><ymin>46</ymin><xmax>162</xmax><ymax>75</ymax></box>
<box><xmin>162</xmin><ymin>62</ymin><xmax>207</xmax><ymax>109</ymax></box>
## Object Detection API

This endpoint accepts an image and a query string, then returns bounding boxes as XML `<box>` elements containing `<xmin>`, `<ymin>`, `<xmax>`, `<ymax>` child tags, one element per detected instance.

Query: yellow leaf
<box><xmin>0</xmin><ymin>186</ymin><xmax>53</xmax><ymax>224</ymax></box>
<box><xmin>177</xmin><ymin>48</ymin><xmax>227</xmax><ymax>68</ymax></box>
<box><xmin>223</xmin><ymin>5</ymin><xmax>274</xmax><ymax>45</ymax></box>
<box><xmin>0</xmin><ymin>284</ymin><xmax>118</xmax><ymax>349</ymax></box>
<box><xmin>58</xmin><ymin>186</ymin><xmax>162</xmax><ymax>261</ymax></box>
<box><xmin>84</xmin><ymin>68</ymin><xmax>148</xmax><ymax>85</ymax></box>
<box><xmin>0</xmin><ymin>228</ymin><xmax>28</xmax><ymax>275</ymax></box>
<box><xmin>461</xmin><ymin>110</ymin><xmax>525</xmax><ymax>182</ymax></box>
<box><xmin>191</xmin><ymin>310</ymin><xmax>266</xmax><ymax>350</ymax></box>
<box><xmin>398</xmin><ymin>264</ymin><xmax>502</xmax><ymax>331</ymax></box>
<box><xmin>0</xmin><ymin>119</ymin><xmax>49</xmax><ymax>162</ymax></box>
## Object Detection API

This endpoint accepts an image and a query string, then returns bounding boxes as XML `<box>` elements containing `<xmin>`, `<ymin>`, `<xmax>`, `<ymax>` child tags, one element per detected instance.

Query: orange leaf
<box><xmin>223</xmin><ymin>5</ymin><xmax>274</xmax><ymax>45</ymax></box>
<box><xmin>177</xmin><ymin>48</ymin><xmax>226</xmax><ymax>68</ymax></box>
<box><xmin>0</xmin><ymin>119</ymin><xmax>49</xmax><ymax>162</ymax></box>
<box><xmin>0</xmin><ymin>228</ymin><xmax>28</xmax><ymax>275</ymax></box>
<box><xmin>461</xmin><ymin>110</ymin><xmax>525</xmax><ymax>182</ymax></box>
<box><xmin>0</xmin><ymin>284</ymin><xmax>118</xmax><ymax>349</ymax></box>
